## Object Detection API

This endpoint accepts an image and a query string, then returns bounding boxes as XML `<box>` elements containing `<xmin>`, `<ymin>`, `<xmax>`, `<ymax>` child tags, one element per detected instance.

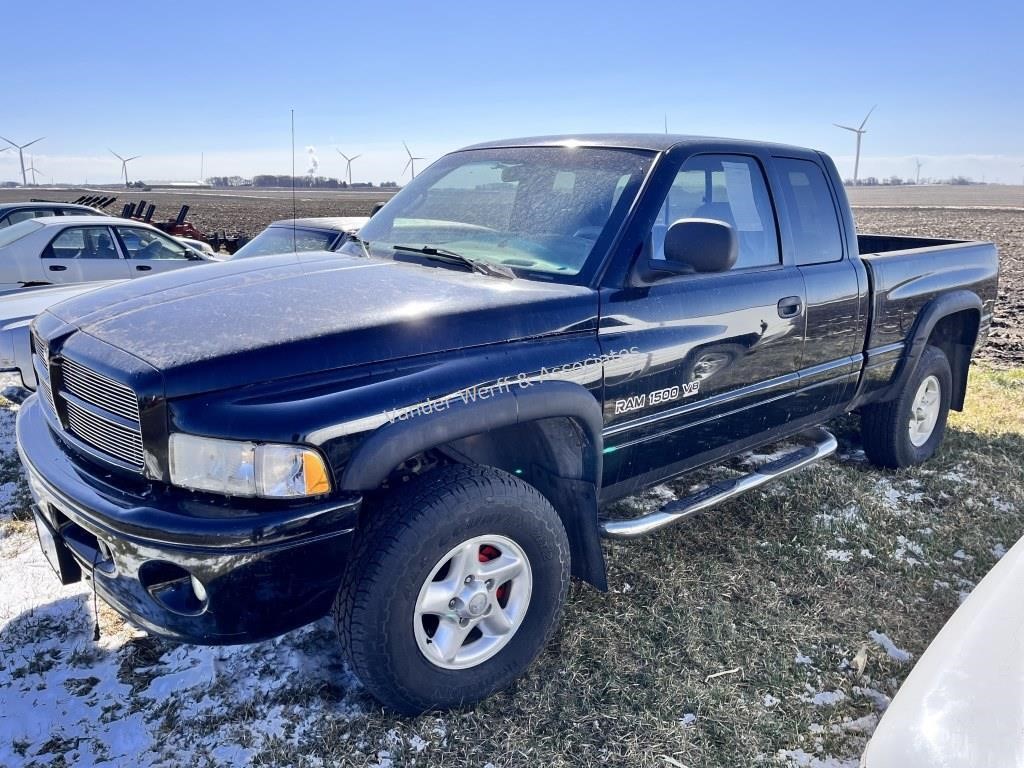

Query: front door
<box><xmin>114</xmin><ymin>226</ymin><xmax>200</xmax><ymax>277</ymax></box>
<box><xmin>39</xmin><ymin>225</ymin><xmax>133</xmax><ymax>285</ymax></box>
<box><xmin>599</xmin><ymin>153</ymin><xmax>805</xmax><ymax>498</ymax></box>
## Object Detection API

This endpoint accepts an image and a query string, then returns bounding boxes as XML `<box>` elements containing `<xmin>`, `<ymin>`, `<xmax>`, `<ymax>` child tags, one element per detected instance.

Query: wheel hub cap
<box><xmin>908</xmin><ymin>375</ymin><xmax>941</xmax><ymax>447</ymax></box>
<box><xmin>413</xmin><ymin>534</ymin><xmax>533</xmax><ymax>670</ymax></box>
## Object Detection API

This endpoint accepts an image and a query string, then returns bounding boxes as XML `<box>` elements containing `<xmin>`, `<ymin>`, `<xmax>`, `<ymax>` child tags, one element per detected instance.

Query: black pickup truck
<box><xmin>17</xmin><ymin>134</ymin><xmax>998</xmax><ymax>713</ymax></box>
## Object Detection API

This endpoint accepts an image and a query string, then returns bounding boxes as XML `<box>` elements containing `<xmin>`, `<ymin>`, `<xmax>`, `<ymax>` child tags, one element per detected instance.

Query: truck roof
<box><xmin>463</xmin><ymin>133</ymin><xmax>818</xmax><ymax>155</ymax></box>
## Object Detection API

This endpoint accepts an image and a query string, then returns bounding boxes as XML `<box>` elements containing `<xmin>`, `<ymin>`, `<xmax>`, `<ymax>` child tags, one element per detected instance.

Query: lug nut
<box><xmin>448</xmin><ymin>599</ymin><xmax>456</xmax><ymax>609</ymax></box>
<box><xmin>485</xmin><ymin>579</ymin><xmax>494</xmax><ymax>589</ymax></box>
<box><xmin>464</xmin><ymin>575</ymin><xmax>474</xmax><ymax>584</ymax></box>
<box><xmin>459</xmin><ymin>617</ymin><xmax>469</xmax><ymax>626</ymax></box>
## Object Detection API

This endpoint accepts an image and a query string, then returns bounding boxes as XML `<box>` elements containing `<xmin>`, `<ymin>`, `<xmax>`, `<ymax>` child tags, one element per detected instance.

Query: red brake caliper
<box><xmin>478</xmin><ymin>545</ymin><xmax>510</xmax><ymax>605</ymax></box>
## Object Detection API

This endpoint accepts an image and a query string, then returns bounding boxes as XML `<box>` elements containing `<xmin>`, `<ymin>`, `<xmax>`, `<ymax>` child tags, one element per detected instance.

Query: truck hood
<box><xmin>43</xmin><ymin>251</ymin><xmax>597</xmax><ymax>397</ymax></box>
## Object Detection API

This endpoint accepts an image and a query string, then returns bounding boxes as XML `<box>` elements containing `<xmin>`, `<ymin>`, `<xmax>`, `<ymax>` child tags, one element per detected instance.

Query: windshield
<box><xmin>232</xmin><ymin>225</ymin><xmax>337</xmax><ymax>259</ymax></box>
<box><xmin>0</xmin><ymin>219</ymin><xmax>45</xmax><ymax>248</ymax></box>
<box><xmin>346</xmin><ymin>146</ymin><xmax>654</xmax><ymax>283</ymax></box>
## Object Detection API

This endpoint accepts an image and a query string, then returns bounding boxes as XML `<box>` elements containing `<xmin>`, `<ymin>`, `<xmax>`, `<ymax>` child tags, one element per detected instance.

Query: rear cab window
<box><xmin>773</xmin><ymin>158</ymin><xmax>844</xmax><ymax>265</ymax></box>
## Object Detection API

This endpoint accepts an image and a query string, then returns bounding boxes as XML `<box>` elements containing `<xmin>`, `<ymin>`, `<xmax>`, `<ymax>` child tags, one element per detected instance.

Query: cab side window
<box><xmin>773</xmin><ymin>158</ymin><xmax>844</xmax><ymax>265</ymax></box>
<box><xmin>651</xmin><ymin>154</ymin><xmax>779</xmax><ymax>270</ymax></box>
<box><xmin>42</xmin><ymin>226</ymin><xmax>119</xmax><ymax>259</ymax></box>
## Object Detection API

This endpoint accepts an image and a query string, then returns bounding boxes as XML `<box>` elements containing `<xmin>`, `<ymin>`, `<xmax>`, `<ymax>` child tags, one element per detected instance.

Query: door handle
<box><xmin>48</xmin><ymin>265</ymin><xmax>67</xmax><ymax>272</ymax></box>
<box><xmin>135</xmin><ymin>265</ymin><xmax>152</xmax><ymax>272</ymax></box>
<box><xmin>777</xmin><ymin>296</ymin><xmax>803</xmax><ymax>318</ymax></box>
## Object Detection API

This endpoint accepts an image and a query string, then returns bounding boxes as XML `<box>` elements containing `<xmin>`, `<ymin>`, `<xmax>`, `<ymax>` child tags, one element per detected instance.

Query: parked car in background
<box><xmin>0</xmin><ymin>281</ymin><xmax>125</xmax><ymax>389</ymax></box>
<box><xmin>0</xmin><ymin>216</ymin><xmax>215</xmax><ymax>293</ymax></box>
<box><xmin>0</xmin><ymin>201</ymin><xmax>107</xmax><ymax>228</ymax></box>
<box><xmin>230</xmin><ymin>217</ymin><xmax>368</xmax><ymax>259</ymax></box>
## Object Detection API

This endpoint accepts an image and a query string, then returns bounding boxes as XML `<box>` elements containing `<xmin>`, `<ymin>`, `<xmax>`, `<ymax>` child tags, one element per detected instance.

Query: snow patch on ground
<box><xmin>824</xmin><ymin>549</ymin><xmax>853</xmax><ymax>562</ymax></box>
<box><xmin>853</xmin><ymin>685</ymin><xmax>892</xmax><ymax>711</ymax></box>
<box><xmin>874</xmin><ymin>478</ymin><xmax>925</xmax><ymax>511</ymax></box>
<box><xmin>867</xmin><ymin>630</ymin><xmax>912</xmax><ymax>663</ymax></box>
<box><xmin>802</xmin><ymin>687</ymin><xmax>847</xmax><ymax>707</ymax></box>
<box><xmin>894</xmin><ymin>535</ymin><xmax>925</xmax><ymax>566</ymax></box>
<box><xmin>775</xmin><ymin>747</ymin><xmax>860</xmax><ymax>767</ymax></box>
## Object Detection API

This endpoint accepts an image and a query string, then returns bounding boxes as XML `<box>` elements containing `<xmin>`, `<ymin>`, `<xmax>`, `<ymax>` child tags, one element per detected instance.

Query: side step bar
<box><xmin>599</xmin><ymin>427</ymin><xmax>838</xmax><ymax>539</ymax></box>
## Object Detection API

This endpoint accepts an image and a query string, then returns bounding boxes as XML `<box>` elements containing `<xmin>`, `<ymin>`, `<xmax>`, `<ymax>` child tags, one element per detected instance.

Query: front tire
<box><xmin>334</xmin><ymin>465</ymin><xmax>570</xmax><ymax>714</ymax></box>
<box><xmin>861</xmin><ymin>344</ymin><xmax>952</xmax><ymax>469</ymax></box>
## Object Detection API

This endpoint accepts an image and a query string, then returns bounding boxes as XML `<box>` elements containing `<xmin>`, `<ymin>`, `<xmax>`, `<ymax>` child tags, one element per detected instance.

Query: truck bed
<box><xmin>855</xmin><ymin>233</ymin><xmax>999</xmax><ymax>404</ymax></box>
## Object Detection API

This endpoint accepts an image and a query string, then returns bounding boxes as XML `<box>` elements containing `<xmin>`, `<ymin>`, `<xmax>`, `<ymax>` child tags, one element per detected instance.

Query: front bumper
<box><xmin>16</xmin><ymin>395</ymin><xmax>362</xmax><ymax>644</ymax></box>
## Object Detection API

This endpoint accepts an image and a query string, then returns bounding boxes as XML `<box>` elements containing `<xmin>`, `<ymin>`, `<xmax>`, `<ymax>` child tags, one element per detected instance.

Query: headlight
<box><xmin>168</xmin><ymin>434</ymin><xmax>331</xmax><ymax>498</ymax></box>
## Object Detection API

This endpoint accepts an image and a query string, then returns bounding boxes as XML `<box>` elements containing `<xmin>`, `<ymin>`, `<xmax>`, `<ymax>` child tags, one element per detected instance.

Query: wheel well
<box><xmin>926</xmin><ymin>309</ymin><xmax>980</xmax><ymax>411</ymax></box>
<box><xmin>368</xmin><ymin>416</ymin><xmax>607</xmax><ymax>590</ymax></box>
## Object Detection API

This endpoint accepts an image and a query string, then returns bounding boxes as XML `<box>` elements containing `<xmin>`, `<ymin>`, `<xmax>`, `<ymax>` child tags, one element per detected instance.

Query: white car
<box><xmin>0</xmin><ymin>215</ymin><xmax>215</xmax><ymax>293</ymax></box>
<box><xmin>862</xmin><ymin>534</ymin><xmax>1024</xmax><ymax>767</ymax></box>
<box><xmin>0</xmin><ymin>281</ymin><xmax>126</xmax><ymax>389</ymax></box>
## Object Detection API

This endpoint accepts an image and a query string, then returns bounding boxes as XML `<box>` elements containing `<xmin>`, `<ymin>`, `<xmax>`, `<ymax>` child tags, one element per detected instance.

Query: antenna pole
<box><xmin>291</xmin><ymin>109</ymin><xmax>297</xmax><ymax>253</ymax></box>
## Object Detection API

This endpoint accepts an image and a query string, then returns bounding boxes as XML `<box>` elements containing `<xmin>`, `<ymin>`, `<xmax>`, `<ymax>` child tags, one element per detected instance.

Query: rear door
<box><xmin>114</xmin><ymin>225</ymin><xmax>200</xmax><ymax>276</ymax></box>
<box><xmin>599</xmin><ymin>151</ymin><xmax>806</xmax><ymax>496</ymax></box>
<box><xmin>771</xmin><ymin>156</ymin><xmax>866</xmax><ymax>416</ymax></box>
<box><xmin>40</xmin><ymin>225</ymin><xmax>132</xmax><ymax>285</ymax></box>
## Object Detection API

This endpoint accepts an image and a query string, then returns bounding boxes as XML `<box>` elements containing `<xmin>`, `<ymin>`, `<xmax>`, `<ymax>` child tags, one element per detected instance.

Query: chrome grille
<box><xmin>32</xmin><ymin>330</ymin><xmax>48</xmax><ymax>362</ymax></box>
<box><xmin>62</xmin><ymin>358</ymin><xmax>141</xmax><ymax>422</ymax></box>
<box><xmin>45</xmin><ymin>354</ymin><xmax>146</xmax><ymax>472</ymax></box>
<box><xmin>64</xmin><ymin>400</ymin><xmax>145</xmax><ymax>469</ymax></box>
<box><xmin>31</xmin><ymin>333</ymin><xmax>57</xmax><ymax>416</ymax></box>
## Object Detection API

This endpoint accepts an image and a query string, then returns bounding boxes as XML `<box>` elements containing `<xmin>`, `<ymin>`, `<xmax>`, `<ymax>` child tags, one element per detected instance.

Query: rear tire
<box><xmin>861</xmin><ymin>344</ymin><xmax>952</xmax><ymax>469</ymax></box>
<box><xmin>334</xmin><ymin>464</ymin><xmax>570</xmax><ymax>714</ymax></box>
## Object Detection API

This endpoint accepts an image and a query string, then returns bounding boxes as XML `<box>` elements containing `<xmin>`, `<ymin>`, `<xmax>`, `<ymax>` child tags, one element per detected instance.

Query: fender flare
<box><xmin>339</xmin><ymin>380</ymin><xmax>608</xmax><ymax>589</ymax></box>
<box><xmin>340</xmin><ymin>379</ymin><xmax>603</xmax><ymax>490</ymax></box>
<box><xmin>885</xmin><ymin>290</ymin><xmax>982</xmax><ymax>401</ymax></box>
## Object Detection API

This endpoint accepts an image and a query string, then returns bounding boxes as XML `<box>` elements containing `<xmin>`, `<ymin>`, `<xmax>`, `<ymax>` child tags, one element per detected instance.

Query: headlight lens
<box><xmin>169</xmin><ymin>434</ymin><xmax>331</xmax><ymax>498</ymax></box>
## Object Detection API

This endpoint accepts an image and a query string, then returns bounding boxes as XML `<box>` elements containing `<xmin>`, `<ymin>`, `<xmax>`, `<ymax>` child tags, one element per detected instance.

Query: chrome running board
<box><xmin>599</xmin><ymin>427</ymin><xmax>838</xmax><ymax>539</ymax></box>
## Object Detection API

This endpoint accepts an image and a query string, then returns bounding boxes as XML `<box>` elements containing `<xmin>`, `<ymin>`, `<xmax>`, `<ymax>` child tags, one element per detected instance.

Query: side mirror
<box><xmin>663</xmin><ymin>218</ymin><xmax>737</xmax><ymax>273</ymax></box>
<box><xmin>369</xmin><ymin>201</ymin><xmax>386</xmax><ymax>217</ymax></box>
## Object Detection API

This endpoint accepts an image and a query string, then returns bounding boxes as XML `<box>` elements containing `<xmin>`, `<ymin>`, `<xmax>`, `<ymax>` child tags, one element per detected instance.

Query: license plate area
<box><xmin>33</xmin><ymin>506</ymin><xmax>82</xmax><ymax>585</ymax></box>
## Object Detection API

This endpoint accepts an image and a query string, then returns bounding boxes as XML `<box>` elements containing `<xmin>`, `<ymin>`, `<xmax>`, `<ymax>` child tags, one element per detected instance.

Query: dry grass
<box><xmin>2</xmin><ymin>367</ymin><xmax>1022</xmax><ymax>767</ymax></box>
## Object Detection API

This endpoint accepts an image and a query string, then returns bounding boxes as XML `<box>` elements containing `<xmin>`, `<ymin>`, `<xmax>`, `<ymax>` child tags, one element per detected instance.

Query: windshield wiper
<box><xmin>391</xmin><ymin>244</ymin><xmax>515</xmax><ymax>279</ymax></box>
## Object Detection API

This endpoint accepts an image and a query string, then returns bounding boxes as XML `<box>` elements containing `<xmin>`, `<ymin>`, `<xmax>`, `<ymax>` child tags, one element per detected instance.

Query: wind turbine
<box><xmin>914</xmin><ymin>158</ymin><xmax>925</xmax><ymax>185</ymax></box>
<box><xmin>110</xmin><ymin>149</ymin><xmax>140</xmax><ymax>187</ymax></box>
<box><xmin>402</xmin><ymin>141</ymin><xmax>424</xmax><ymax>180</ymax></box>
<box><xmin>833</xmin><ymin>106</ymin><xmax>875</xmax><ymax>184</ymax></box>
<box><xmin>25</xmin><ymin>155</ymin><xmax>43</xmax><ymax>186</ymax></box>
<box><xmin>337</xmin><ymin>149</ymin><xmax>361</xmax><ymax>185</ymax></box>
<box><xmin>0</xmin><ymin>135</ymin><xmax>45</xmax><ymax>186</ymax></box>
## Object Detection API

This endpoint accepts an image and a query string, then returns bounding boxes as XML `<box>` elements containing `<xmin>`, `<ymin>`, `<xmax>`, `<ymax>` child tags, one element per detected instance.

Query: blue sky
<box><xmin>1</xmin><ymin>0</ymin><xmax>1021</xmax><ymax>184</ymax></box>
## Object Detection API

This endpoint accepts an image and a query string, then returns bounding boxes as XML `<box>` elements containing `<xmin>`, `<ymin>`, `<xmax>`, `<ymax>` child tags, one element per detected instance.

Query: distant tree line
<box><xmin>204</xmin><ymin>175</ymin><xmax>399</xmax><ymax>189</ymax></box>
<box><xmin>844</xmin><ymin>176</ymin><xmax>980</xmax><ymax>187</ymax></box>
